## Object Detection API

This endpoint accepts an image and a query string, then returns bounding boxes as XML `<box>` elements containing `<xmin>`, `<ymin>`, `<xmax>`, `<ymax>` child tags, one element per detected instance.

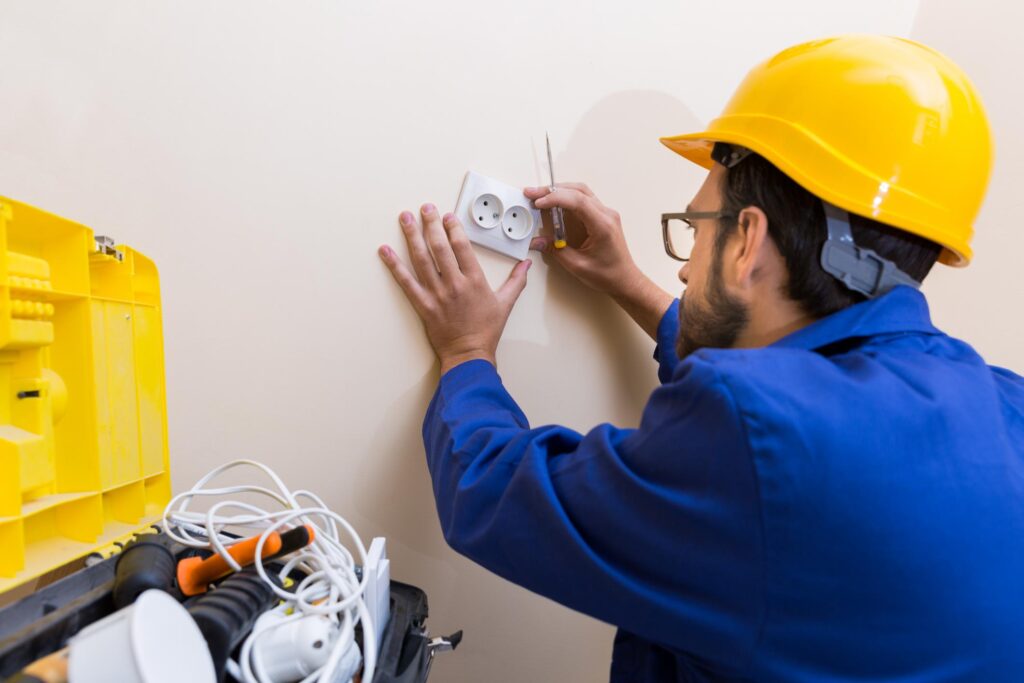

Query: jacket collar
<box><xmin>770</xmin><ymin>285</ymin><xmax>941</xmax><ymax>352</ymax></box>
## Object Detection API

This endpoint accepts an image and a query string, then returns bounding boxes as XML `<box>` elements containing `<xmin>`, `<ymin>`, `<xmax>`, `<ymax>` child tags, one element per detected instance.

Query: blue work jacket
<box><xmin>422</xmin><ymin>286</ymin><xmax>1024</xmax><ymax>681</ymax></box>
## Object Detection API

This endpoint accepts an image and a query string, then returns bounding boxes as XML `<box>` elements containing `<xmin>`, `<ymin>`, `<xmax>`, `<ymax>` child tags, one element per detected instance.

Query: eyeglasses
<box><xmin>660</xmin><ymin>211</ymin><xmax>735</xmax><ymax>262</ymax></box>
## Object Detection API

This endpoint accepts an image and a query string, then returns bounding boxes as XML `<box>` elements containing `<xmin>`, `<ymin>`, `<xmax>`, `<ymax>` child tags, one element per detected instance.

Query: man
<box><xmin>378</xmin><ymin>35</ymin><xmax>1024</xmax><ymax>681</ymax></box>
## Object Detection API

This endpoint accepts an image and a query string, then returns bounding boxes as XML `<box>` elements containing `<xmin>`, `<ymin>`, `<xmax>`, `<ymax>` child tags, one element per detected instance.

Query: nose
<box><xmin>678</xmin><ymin>262</ymin><xmax>690</xmax><ymax>285</ymax></box>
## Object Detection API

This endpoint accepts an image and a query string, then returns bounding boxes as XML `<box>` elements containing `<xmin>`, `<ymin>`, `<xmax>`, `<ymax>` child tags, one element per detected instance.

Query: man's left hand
<box><xmin>379</xmin><ymin>203</ymin><xmax>532</xmax><ymax>374</ymax></box>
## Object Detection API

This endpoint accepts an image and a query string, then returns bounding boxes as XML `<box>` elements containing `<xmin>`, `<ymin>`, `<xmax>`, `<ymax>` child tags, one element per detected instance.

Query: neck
<box><xmin>734</xmin><ymin>294</ymin><xmax>816</xmax><ymax>349</ymax></box>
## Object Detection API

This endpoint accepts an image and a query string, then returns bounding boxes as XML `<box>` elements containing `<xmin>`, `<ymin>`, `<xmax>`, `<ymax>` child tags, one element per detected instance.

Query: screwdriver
<box><xmin>546</xmin><ymin>132</ymin><xmax>567</xmax><ymax>249</ymax></box>
<box><xmin>177</xmin><ymin>531</ymin><xmax>282</xmax><ymax>596</ymax></box>
<box><xmin>176</xmin><ymin>524</ymin><xmax>316</xmax><ymax>596</ymax></box>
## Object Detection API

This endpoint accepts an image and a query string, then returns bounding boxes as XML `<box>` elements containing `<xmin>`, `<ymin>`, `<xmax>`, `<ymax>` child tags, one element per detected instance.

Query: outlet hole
<box><xmin>502</xmin><ymin>204</ymin><xmax>533</xmax><ymax>240</ymax></box>
<box><xmin>313</xmin><ymin>640</ymin><xmax>324</xmax><ymax>649</ymax></box>
<box><xmin>471</xmin><ymin>193</ymin><xmax>504</xmax><ymax>229</ymax></box>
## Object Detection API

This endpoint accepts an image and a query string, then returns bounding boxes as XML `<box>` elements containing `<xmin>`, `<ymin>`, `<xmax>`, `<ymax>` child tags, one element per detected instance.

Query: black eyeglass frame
<box><xmin>660</xmin><ymin>211</ymin><xmax>736</xmax><ymax>262</ymax></box>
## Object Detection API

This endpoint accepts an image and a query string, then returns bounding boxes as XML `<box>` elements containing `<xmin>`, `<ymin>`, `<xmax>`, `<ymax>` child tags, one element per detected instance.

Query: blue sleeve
<box><xmin>653</xmin><ymin>299</ymin><xmax>681</xmax><ymax>384</ymax></box>
<box><xmin>422</xmin><ymin>356</ymin><xmax>764</xmax><ymax>666</ymax></box>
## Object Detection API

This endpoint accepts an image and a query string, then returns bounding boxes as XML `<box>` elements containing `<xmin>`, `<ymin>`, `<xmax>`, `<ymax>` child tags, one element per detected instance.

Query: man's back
<box><xmin>696</xmin><ymin>288</ymin><xmax>1024</xmax><ymax>679</ymax></box>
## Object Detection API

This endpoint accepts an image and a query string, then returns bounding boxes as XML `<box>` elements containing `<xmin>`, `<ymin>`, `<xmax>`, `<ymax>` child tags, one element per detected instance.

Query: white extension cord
<box><xmin>162</xmin><ymin>459</ymin><xmax>384</xmax><ymax>683</ymax></box>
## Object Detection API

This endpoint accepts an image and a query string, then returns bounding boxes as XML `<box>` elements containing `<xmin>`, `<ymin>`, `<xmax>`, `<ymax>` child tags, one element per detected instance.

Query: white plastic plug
<box><xmin>324</xmin><ymin>643</ymin><xmax>362</xmax><ymax>683</ymax></box>
<box><xmin>247</xmin><ymin>610</ymin><xmax>360</xmax><ymax>683</ymax></box>
<box><xmin>454</xmin><ymin>171</ymin><xmax>540</xmax><ymax>260</ymax></box>
<box><xmin>251</xmin><ymin>610</ymin><xmax>355</xmax><ymax>683</ymax></box>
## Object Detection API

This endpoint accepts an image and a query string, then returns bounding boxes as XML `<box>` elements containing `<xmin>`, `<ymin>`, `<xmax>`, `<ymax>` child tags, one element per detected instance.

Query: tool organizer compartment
<box><xmin>0</xmin><ymin>197</ymin><xmax>170</xmax><ymax>594</ymax></box>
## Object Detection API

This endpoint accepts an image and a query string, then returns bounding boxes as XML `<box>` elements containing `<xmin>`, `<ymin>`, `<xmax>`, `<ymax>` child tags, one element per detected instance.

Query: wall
<box><xmin>0</xmin><ymin>1</ymin><xmax>1017</xmax><ymax>680</ymax></box>
<box><xmin>909</xmin><ymin>0</ymin><xmax>1024</xmax><ymax>370</ymax></box>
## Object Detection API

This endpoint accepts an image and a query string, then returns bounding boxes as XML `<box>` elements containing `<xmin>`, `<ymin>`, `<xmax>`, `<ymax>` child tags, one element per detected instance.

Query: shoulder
<box><xmin>669</xmin><ymin>334</ymin><xmax>1023</xmax><ymax>449</ymax></box>
<box><xmin>668</xmin><ymin>346</ymin><xmax>848</xmax><ymax>417</ymax></box>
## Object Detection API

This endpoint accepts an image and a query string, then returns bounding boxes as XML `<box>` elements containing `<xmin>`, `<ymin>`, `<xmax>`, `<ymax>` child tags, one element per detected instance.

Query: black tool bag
<box><xmin>0</xmin><ymin>537</ymin><xmax>457</xmax><ymax>683</ymax></box>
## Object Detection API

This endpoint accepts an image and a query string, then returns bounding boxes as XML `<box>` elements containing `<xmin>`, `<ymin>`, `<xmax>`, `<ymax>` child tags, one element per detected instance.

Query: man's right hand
<box><xmin>524</xmin><ymin>183</ymin><xmax>675</xmax><ymax>340</ymax></box>
<box><xmin>524</xmin><ymin>183</ymin><xmax>644</xmax><ymax>298</ymax></box>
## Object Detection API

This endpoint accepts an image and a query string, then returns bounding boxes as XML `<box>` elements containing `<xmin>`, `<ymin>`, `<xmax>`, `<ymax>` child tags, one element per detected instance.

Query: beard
<box><xmin>676</xmin><ymin>257</ymin><xmax>749</xmax><ymax>360</ymax></box>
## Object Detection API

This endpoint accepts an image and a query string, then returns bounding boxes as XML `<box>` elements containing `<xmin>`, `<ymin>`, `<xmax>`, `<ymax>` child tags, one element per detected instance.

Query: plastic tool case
<box><xmin>0</xmin><ymin>197</ymin><xmax>446</xmax><ymax>682</ymax></box>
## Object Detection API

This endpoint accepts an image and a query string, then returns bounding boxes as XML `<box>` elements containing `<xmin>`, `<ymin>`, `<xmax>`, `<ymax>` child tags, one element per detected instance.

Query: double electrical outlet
<box><xmin>454</xmin><ymin>171</ymin><xmax>540</xmax><ymax>260</ymax></box>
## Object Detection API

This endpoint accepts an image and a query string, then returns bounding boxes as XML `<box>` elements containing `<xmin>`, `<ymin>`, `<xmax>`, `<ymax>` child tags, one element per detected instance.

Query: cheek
<box><xmin>684</xmin><ymin>234</ymin><xmax>718</xmax><ymax>297</ymax></box>
<box><xmin>682</xmin><ymin>260</ymin><xmax>708</xmax><ymax>300</ymax></box>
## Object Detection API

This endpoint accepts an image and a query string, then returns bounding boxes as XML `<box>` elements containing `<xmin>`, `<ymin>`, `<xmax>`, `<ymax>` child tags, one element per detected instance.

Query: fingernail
<box><xmin>379</xmin><ymin>245</ymin><xmax>392</xmax><ymax>259</ymax></box>
<box><xmin>525</xmin><ymin>259</ymin><xmax>533</xmax><ymax>270</ymax></box>
<box><xmin>400</xmin><ymin>212</ymin><xmax>413</xmax><ymax>225</ymax></box>
<box><xmin>422</xmin><ymin>203</ymin><xmax>435</xmax><ymax>215</ymax></box>
<box><xmin>443</xmin><ymin>212</ymin><xmax>455</xmax><ymax>224</ymax></box>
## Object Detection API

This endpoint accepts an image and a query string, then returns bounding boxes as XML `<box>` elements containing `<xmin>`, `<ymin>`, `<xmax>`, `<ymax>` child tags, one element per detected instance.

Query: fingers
<box><xmin>398</xmin><ymin>210</ymin><xmax>442</xmax><ymax>290</ymax></box>
<box><xmin>420</xmin><ymin>204</ymin><xmax>460</xmax><ymax>281</ymax></box>
<box><xmin>524</xmin><ymin>182</ymin><xmax>595</xmax><ymax>198</ymax></box>
<box><xmin>443</xmin><ymin>212</ymin><xmax>484</xmax><ymax>279</ymax></box>
<box><xmin>530</xmin><ymin>186</ymin><xmax>611</xmax><ymax>232</ymax></box>
<box><xmin>496</xmin><ymin>258</ymin><xmax>532</xmax><ymax>308</ymax></box>
<box><xmin>378</xmin><ymin>244</ymin><xmax>431</xmax><ymax>313</ymax></box>
<box><xmin>526</xmin><ymin>183</ymin><xmax>618</xmax><ymax>225</ymax></box>
<box><xmin>530</xmin><ymin>236</ymin><xmax>550</xmax><ymax>252</ymax></box>
<box><xmin>549</xmin><ymin>243</ymin><xmax>589</xmax><ymax>272</ymax></box>
<box><xmin>560</xmin><ymin>182</ymin><xmax>595</xmax><ymax>197</ymax></box>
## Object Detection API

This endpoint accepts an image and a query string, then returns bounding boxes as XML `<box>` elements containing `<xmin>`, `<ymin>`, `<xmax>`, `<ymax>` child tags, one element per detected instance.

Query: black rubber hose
<box><xmin>112</xmin><ymin>537</ymin><xmax>177</xmax><ymax>609</ymax></box>
<box><xmin>187</xmin><ymin>568</ymin><xmax>281</xmax><ymax>682</ymax></box>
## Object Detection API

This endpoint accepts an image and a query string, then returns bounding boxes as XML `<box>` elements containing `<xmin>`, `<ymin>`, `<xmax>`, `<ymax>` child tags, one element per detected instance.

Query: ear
<box><xmin>729</xmin><ymin>205</ymin><xmax>771</xmax><ymax>288</ymax></box>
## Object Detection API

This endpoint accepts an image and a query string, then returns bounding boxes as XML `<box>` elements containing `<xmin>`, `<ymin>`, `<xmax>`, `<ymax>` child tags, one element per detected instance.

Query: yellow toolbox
<box><xmin>0</xmin><ymin>196</ymin><xmax>169</xmax><ymax>594</ymax></box>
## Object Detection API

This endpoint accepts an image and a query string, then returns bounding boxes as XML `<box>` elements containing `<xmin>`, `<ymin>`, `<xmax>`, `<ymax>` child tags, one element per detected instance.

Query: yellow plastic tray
<box><xmin>0</xmin><ymin>197</ymin><xmax>169</xmax><ymax>593</ymax></box>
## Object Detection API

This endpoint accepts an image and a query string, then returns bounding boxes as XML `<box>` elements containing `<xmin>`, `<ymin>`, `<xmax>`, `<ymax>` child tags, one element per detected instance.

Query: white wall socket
<box><xmin>454</xmin><ymin>171</ymin><xmax>540</xmax><ymax>260</ymax></box>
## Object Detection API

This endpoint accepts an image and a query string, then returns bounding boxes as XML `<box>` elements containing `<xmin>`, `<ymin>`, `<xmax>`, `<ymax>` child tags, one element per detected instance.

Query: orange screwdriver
<box><xmin>178</xmin><ymin>532</ymin><xmax>282</xmax><ymax>596</ymax></box>
<box><xmin>177</xmin><ymin>525</ymin><xmax>316</xmax><ymax>596</ymax></box>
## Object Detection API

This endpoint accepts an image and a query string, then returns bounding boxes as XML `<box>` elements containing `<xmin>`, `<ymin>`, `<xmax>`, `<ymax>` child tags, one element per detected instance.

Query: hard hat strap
<box><xmin>820</xmin><ymin>201</ymin><xmax>921</xmax><ymax>298</ymax></box>
<box><xmin>711</xmin><ymin>142</ymin><xmax>754</xmax><ymax>169</ymax></box>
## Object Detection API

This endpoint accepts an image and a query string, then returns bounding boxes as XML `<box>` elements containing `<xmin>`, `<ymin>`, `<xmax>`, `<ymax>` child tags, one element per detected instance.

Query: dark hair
<box><xmin>713</xmin><ymin>144</ymin><xmax>943</xmax><ymax>319</ymax></box>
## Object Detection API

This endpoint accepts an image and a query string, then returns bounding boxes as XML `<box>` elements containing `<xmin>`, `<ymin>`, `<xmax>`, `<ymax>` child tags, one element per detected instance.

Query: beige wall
<box><xmin>911</xmin><ymin>0</ymin><xmax>1024</xmax><ymax>370</ymax></box>
<box><xmin>0</xmin><ymin>1</ymin><xmax>1017</xmax><ymax>680</ymax></box>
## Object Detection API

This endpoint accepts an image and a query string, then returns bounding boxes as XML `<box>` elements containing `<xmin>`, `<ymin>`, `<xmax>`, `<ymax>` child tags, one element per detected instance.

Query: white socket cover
<box><xmin>455</xmin><ymin>171</ymin><xmax>540</xmax><ymax>260</ymax></box>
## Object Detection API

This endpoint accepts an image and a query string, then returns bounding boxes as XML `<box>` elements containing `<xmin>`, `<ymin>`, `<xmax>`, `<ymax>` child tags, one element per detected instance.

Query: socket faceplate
<box><xmin>454</xmin><ymin>171</ymin><xmax>540</xmax><ymax>260</ymax></box>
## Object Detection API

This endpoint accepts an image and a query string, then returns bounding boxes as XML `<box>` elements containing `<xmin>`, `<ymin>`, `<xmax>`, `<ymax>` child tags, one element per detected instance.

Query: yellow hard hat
<box><xmin>660</xmin><ymin>35</ymin><xmax>993</xmax><ymax>266</ymax></box>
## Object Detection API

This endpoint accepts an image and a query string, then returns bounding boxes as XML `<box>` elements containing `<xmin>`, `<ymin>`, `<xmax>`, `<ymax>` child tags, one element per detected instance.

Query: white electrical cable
<box><xmin>162</xmin><ymin>460</ymin><xmax>378</xmax><ymax>683</ymax></box>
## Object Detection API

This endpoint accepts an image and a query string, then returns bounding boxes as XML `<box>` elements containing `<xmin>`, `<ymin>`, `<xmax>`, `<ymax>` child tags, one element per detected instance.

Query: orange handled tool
<box><xmin>177</xmin><ymin>531</ymin><xmax>282</xmax><ymax>596</ymax></box>
<box><xmin>266</xmin><ymin>524</ymin><xmax>316</xmax><ymax>562</ymax></box>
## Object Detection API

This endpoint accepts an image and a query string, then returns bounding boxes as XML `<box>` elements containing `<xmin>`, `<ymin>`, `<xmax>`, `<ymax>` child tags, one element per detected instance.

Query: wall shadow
<box><xmin>532</xmin><ymin>89</ymin><xmax>705</xmax><ymax>422</ymax></box>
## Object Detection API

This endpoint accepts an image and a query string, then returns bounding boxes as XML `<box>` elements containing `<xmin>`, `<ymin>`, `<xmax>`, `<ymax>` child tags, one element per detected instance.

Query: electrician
<box><xmin>378</xmin><ymin>35</ymin><xmax>1024</xmax><ymax>681</ymax></box>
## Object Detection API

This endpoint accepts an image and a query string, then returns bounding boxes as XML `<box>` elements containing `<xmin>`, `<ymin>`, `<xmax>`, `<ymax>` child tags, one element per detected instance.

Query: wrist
<box><xmin>609</xmin><ymin>265</ymin><xmax>654</xmax><ymax>305</ymax></box>
<box><xmin>608</xmin><ymin>268</ymin><xmax>674</xmax><ymax>341</ymax></box>
<box><xmin>439</xmin><ymin>349</ymin><xmax>495</xmax><ymax>374</ymax></box>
